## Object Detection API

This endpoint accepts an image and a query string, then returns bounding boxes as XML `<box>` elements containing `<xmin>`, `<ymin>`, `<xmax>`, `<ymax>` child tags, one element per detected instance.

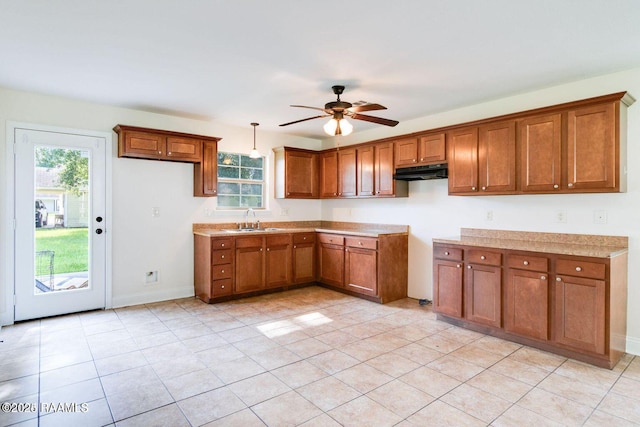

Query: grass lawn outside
<box><xmin>35</xmin><ymin>227</ymin><xmax>88</xmax><ymax>274</ymax></box>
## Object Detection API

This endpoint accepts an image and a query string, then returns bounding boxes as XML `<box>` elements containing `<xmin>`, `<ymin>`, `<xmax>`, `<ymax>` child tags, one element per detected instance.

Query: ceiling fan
<box><xmin>279</xmin><ymin>85</ymin><xmax>399</xmax><ymax>136</ymax></box>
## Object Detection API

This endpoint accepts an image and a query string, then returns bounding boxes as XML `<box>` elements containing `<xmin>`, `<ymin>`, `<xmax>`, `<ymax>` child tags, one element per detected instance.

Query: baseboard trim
<box><xmin>626</xmin><ymin>335</ymin><xmax>640</xmax><ymax>356</ymax></box>
<box><xmin>111</xmin><ymin>286</ymin><xmax>194</xmax><ymax>308</ymax></box>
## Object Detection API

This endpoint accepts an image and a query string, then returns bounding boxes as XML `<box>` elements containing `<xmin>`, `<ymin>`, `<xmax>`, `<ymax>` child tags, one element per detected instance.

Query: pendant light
<box><xmin>249</xmin><ymin>122</ymin><xmax>261</xmax><ymax>158</ymax></box>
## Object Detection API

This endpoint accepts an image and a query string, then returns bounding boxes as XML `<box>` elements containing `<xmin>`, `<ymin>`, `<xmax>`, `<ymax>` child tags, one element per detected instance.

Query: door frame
<box><xmin>2</xmin><ymin>121</ymin><xmax>113</xmax><ymax>326</ymax></box>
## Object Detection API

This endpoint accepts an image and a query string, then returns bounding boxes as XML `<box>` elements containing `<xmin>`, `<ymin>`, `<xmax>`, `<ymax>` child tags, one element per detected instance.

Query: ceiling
<box><xmin>2</xmin><ymin>0</ymin><xmax>640</xmax><ymax>140</ymax></box>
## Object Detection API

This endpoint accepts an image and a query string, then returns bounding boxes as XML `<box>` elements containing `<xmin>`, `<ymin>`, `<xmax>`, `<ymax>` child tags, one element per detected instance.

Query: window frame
<box><xmin>216</xmin><ymin>151</ymin><xmax>266</xmax><ymax>210</ymax></box>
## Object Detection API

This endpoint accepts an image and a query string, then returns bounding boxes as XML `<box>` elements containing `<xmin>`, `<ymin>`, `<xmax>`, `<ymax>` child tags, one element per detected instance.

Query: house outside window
<box><xmin>217</xmin><ymin>152</ymin><xmax>265</xmax><ymax>208</ymax></box>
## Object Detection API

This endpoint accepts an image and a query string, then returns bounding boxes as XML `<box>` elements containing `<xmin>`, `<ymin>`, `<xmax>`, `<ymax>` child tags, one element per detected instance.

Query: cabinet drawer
<box><xmin>212</xmin><ymin>249</ymin><xmax>232</xmax><ymax>265</ymax></box>
<box><xmin>467</xmin><ymin>249</ymin><xmax>502</xmax><ymax>266</ymax></box>
<box><xmin>212</xmin><ymin>238</ymin><xmax>233</xmax><ymax>250</ymax></box>
<box><xmin>235</xmin><ymin>236</ymin><xmax>263</xmax><ymax>248</ymax></box>
<box><xmin>293</xmin><ymin>233</ymin><xmax>316</xmax><ymax>244</ymax></box>
<box><xmin>212</xmin><ymin>265</ymin><xmax>232</xmax><ymax>279</ymax></box>
<box><xmin>212</xmin><ymin>279</ymin><xmax>232</xmax><ymax>296</ymax></box>
<box><xmin>345</xmin><ymin>237</ymin><xmax>378</xmax><ymax>250</ymax></box>
<box><xmin>318</xmin><ymin>234</ymin><xmax>344</xmax><ymax>246</ymax></box>
<box><xmin>556</xmin><ymin>259</ymin><xmax>605</xmax><ymax>280</ymax></box>
<box><xmin>506</xmin><ymin>254</ymin><xmax>548</xmax><ymax>272</ymax></box>
<box><xmin>266</xmin><ymin>234</ymin><xmax>291</xmax><ymax>246</ymax></box>
<box><xmin>434</xmin><ymin>245</ymin><xmax>463</xmax><ymax>261</ymax></box>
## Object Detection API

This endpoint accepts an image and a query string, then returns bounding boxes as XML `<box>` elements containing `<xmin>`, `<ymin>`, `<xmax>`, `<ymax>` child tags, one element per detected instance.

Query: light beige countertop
<box><xmin>433</xmin><ymin>228</ymin><xmax>628</xmax><ymax>258</ymax></box>
<box><xmin>193</xmin><ymin>221</ymin><xmax>409</xmax><ymax>238</ymax></box>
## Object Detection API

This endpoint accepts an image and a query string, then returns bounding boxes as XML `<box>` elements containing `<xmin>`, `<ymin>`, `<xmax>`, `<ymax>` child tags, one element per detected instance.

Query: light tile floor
<box><xmin>1</xmin><ymin>286</ymin><xmax>639</xmax><ymax>426</ymax></box>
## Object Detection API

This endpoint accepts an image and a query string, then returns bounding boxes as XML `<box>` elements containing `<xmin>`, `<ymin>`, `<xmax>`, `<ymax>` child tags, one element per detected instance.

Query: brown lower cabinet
<box><xmin>433</xmin><ymin>243</ymin><xmax>627</xmax><ymax>368</ymax></box>
<box><xmin>195</xmin><ymin>230</ymin><xmax>408</xmax><ymax>305</ymax></box>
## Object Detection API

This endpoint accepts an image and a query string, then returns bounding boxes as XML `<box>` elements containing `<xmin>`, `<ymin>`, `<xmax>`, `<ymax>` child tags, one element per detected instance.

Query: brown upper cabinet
<box><xmin>357</xmin><ymin>142</ymin><xmax>408</xmax><ymax>197</ymax></box>
<box><xmin>114</xmin><ymin>124</ymin><xmax>221</xmax><ymax>198</ymax></box>
<box><xmin>114</xmin><ymin>124</ymin><xmax>206</xmax><ymax>162</ymax></box>
<box><xmin>448</xmin><ymin>92</ymin><xmax>633</xmax><ymax>195</ymax></box>
<box><xmin>273</xmin><ymin>147</ymin><xmax>319</xmax><ymax>198</ymax></box>
<box><xmin>395</xmin><ymin>133</ymin><xmax>446</xmax><ymax>167</ymax></box>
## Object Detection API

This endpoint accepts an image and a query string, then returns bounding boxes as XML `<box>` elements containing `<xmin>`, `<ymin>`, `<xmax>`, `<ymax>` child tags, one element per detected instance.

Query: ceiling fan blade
<box><xmin>347</xmin><ymin>103</ymin><xmax>387</xmax><ymax>113</ymax></box>
<box><xmin>279</xmin><ymin>115</ymin><xmax>329</xmax><ymax>127</ymax></box>
<box><xmin>350</xmin><ymin>113</ymin><xmax>399</xmax><ymax>127</ymax></box>
<box><xmin>290</xmin><ymin>105</ymin><xmax>331</xmax><ymax>113</ymax></box>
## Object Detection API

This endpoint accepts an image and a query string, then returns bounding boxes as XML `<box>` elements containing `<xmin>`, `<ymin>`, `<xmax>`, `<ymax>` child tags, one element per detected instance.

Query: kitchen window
<box><xmin>217</xmin><ymin>152</ymin><xmax>264</xmax><ymax>208</ymax></box>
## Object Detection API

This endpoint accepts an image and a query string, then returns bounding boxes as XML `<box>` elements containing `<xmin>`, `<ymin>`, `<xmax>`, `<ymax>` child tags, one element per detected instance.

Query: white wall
<box><xmin>321</xmin><ymin>67</ymin><xmax>640</xmax><ymax>355</ymax></box>
<box><xmin>0</xmin><ymin>87</ymin><xmax>321</xmax><ymax>323</ymax></box>
<box><xmin>2</xmin><ymin>66</ymin><xmax>639</xmax><ymax>354</ymax></box>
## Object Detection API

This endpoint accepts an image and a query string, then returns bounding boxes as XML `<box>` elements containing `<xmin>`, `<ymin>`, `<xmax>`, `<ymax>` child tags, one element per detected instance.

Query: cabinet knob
<box><xmin>371</xmin><ymin>192</ymin><xmax>374</xmax><ymax>195</ymax></box>
<box><xmin>456</xmin><ymin>264</ymin><xmax>461</xmax><ymax>268</ymax></box>
<box><xmin>481</xmin><ymin>186</ymin><xmax>486</xmax><ymax>191</ymax></box>
<box><xmin>293</xmin><ymin>245</ymin><xmax>297</xmax><ymax>249</ymax></box>
<box><xmin>413</xmin><ymin>159</ymin><xmax>416</xmax><ymax>162</ymax></box>
<box><xmin>303</xmin><ymin>237</ymin><xmax>307</xmax><ymax>240</ymax></box>
<box><xmin>471</xmin><ymin>186</ymin><xmax>476</xmax><ymax>191</ymax></box>
<box><xmin>334</xmin><ymin>193</ymin><xmax>337</xmax><ymax>196</ymax></box>
<box><xmin>221</xmin><ymin>255</ymin><xmax>225</xmax><ymax>259</ymax></box>
<box><xmin>480</xmin><ymin>255</ymin><xmax>486</xmax><ymax>260</ymax></box>
<box><xmin>444</xmin><ymin>251</ymin><xmax>450</xmax><ymax>256</ymax></box>
<box><xmin>221</xmin><ymin>243</ymin><xmax>225</xmax><ymax>247</ymax></box>
<box><xmin>556</xmin><ymin>277</ymin><xmax>562</xmax><ymax>282</ymax></box>
<box><xmin>358</xmin><ymin>241</ymin><xmax>363</xmax><ymax>245</ymax></box>
<box><xmin>213</xmin><ymin>190</ymin><xmax>217</xmax><ymax>194</ymax></box>
<box><xmin>568</xmin><ymin>183</ymin><xmax>574</xmax><ymax>188</ymax></box>
<box><xmin>266</xmin><ymin>248</ymin><xmax>270</xmax><ymax>251</ymax></box>
<box><xmin>540</xmin><ymin>275</ymin><xmax>546</xmax><ymax>280</ymax></box>
<box><xmin>523</xmin><ymin>261</ymin><xmax>529</xmax><ymax>265</ymax></box>
<box><xmin>221</xmin><ymin>269</ymin><xmax>225</xmax><ymax>273</ymax></box>
<box><xmin>158</xmin><ymin>151</ymin><xmax>162</xmax><ymax>154</ymax></box>
<box><xmin>221</xmin><ymin>285</ymin><xmax>225</xmax><ymax>289</ymax></box>
<box><xmin>575</xmin><ymin>266</ymin><xmax>582</xmax><ymax>272</ymax></box>
<box><xmin>168</xmin><ymin>152</ymin><xmax>172</xmax><ymax>155</ymax></box>
<box><xmin>338</xmin><ymin>193</ymin><xmax>342</xmax><ymax>196</ymax></box>
<box><xmin>467</xmin><ymin>265</ymin><xmax>472</xmax><ymax>269</ymax></box>
<box><xmin>287</xmin><ymin>192</ymin><xmax>290</xmax><ymax>196</ymax></box>
<box><xmin>553</xmin><ymin>184</ymin><xmax>559</xmax><ymax>189</ymax></box>
<box><xmin>260</xmin><ymin>248</ymin><xmax>263</xmax><ymax>252</ymax></box>
<box><xmin>376</xmin><ymin>191</ymin><xmax>380</xmax><ymax>194</ymax></box>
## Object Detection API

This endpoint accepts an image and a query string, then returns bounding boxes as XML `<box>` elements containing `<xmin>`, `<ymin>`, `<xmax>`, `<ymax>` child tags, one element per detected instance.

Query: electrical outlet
<box><xmin>204</xmin><ymin>208</ymin><xmax>214</xmax><ymax>217</ymax></box>
<box><xmin>151</xmin><ymin>207</ymin><xmax>160</xmax><ymax>218</ymax></box>
<box><xmin>145</xmin><ymin>271</ymin><xmax>158</xmax><ymax>284</ymax></box>
<box><xmin>555</xmin><ymin>210</ymin><xmax>567</xmax><ymax>223</ymax></box>
<box><xmin>594</xmin><ymin>210</ymin><xmax>607</xmax><ymax>224</ymax></box>
<box><xmin>280</xmin><ymin>208</ymin><xmax>289</xmax><ymax>216</ymax></box>
<box><xmin>485</xmin><ymin>210</ymin><xmax>494</xmax><ymax>221</ymax></box>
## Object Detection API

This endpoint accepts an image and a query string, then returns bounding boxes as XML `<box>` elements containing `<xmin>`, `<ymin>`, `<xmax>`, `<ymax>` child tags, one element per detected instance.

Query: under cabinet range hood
<box><xmin>393</xmin><ymin>163</ymin><xmax>448</xmax><ymax>181</ymax></box>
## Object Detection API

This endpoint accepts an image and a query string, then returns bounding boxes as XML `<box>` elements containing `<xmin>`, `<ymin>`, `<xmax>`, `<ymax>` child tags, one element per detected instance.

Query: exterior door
<box><xmin>14</xmin><ymin>126</ymin><xmax>108</xmax><ymax>321</ymax></box>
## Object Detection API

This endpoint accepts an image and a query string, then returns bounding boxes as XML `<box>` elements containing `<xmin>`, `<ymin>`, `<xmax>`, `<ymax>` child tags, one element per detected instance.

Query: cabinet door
<box><xmin>505</xmin><ymin>269</ymin><xmax>549</xmax><ymax>340</ymax></box>
<box><xmin>235</xmin><ymin>239</ymin><xmax>264</xmax><ymax>293</ymax></box>
<box><xmin>318</xmin><ymin>243</ymin><xmax>344</xmax><ymax>287</ymax></box>
<box><xmin>320</xmin><ymin>151</ymin><xmax>339</xmax><ymax>198</ymax></box>
<box><xmin>285</xmin><ymin>150</ymin><xmax>318</xmax><ymax>198</ymax></box>
<box><xmin>165</xmin><ymin>136</ymin><xmax>202</xmax><ymax>162</ymax></box>
<box><xmin>357</xmin><ymin>145</ymin><xmax>375</xmax><ymax>197</ymax></box>
<box><xmin>448</xmin><ymin>127</ymin><xmax>479</xmax><ymax>194</ymax></box>
<box><xmin>395</xmin><ymin>137</ymin><xmax>419</xmax><ymax>167</ymax></box>
<box><xmin>265</xmin><ymin>241</ymin><xmax>291</xmax><ymax>288</ymax></box>
<box><xmin>338</xmin><ymin>148</ymin><xmax>357</xmax><ymax>197</ymax></box>
<box><xmin>194</xmin><ymin>140</ymin><xmax>218</xmax><ymax>196</ymax></box>
<box><xmin>418</xmin><ymin>133</ymin><xmax>446</xmax><ymax>164</ymax></box>
<box><xmin>293</xmin><ymin>242</ymin><xmax>315</xmax><ymax>283</ymax></box>
<box><xmin>567</xmin><ymin>102</ymin><xmax>617</xmax><ymax>191</ymax></box>
<box><xmin>519</xmin><ymin>113</ymin><xmax>562</xmax><ymax>192</ymax></box>
<box><xmin>554</xmin><ymin>275</ymin><xmax>606</xmax><ymax>354</ymax></box>
<box><xmin>433</xmin><ymin>259</ymin><xmax>464</xmax><ymax>318</ymax></box>
<box><xmin>464</xmin><ymin>263</ymin><xmax>501</xmax><ymax>327</ymax></box>
<box><xmin>122</xmin><ymin>130</ymin><xmax>165</xmax><ymax>159</ymax></box>
<box><xmin>478</xmin><ymin>121</ymin><xmax>516</xmax><ymax>193</ymax></box>
<box><xmin>375</xmin><ymin>142</ymin><xmax>395</xmax><ymax>196</ymax></box>
<box><xmin>345</xmin><ymin>247</ymin><xmax>378</xmax><ymax>296</ymax></box>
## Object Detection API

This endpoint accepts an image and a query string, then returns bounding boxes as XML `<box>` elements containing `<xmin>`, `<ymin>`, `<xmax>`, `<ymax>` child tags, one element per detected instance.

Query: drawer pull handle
<box><xmin>444</xmin><ymin>251</ymin><xmax>450</xmax><ymax>256</ymax></box>
<box><xmin>556</xmin><ymin>277</ymin><xmax>562</xmax><ymax>282</ymax></box>
<box><xmin>575</xmin><ymin>266</ymin><xmax>582</xmax><ymax>272</ymax></box>
<box><xmin>540</xmin><ymin>275</ymin><xmax>546</xmax><ymax>280</ymax></box>
<box><xmin>523</xmin><ymin>261</ymin><xmax>529</xmax><ymax>265</ymax></box>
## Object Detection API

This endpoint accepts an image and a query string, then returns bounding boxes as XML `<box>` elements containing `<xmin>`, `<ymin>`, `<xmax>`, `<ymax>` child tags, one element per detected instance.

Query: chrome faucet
<box><xmin>244</xmin><ymin>208</ymin><xmax>256</xmax><ymax>229</ymax></box>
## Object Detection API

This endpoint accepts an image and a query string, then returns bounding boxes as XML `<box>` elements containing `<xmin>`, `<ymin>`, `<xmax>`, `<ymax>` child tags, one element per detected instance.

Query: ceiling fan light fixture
<box><xmin>323</xmin><ymin>117</ymin><xmax>353</xmax><ymax>136</ymax></box>
<box><xmin>249</xmin><ymin>122</ymin><xmax>261</xmax><ymax>159</ymax></box>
